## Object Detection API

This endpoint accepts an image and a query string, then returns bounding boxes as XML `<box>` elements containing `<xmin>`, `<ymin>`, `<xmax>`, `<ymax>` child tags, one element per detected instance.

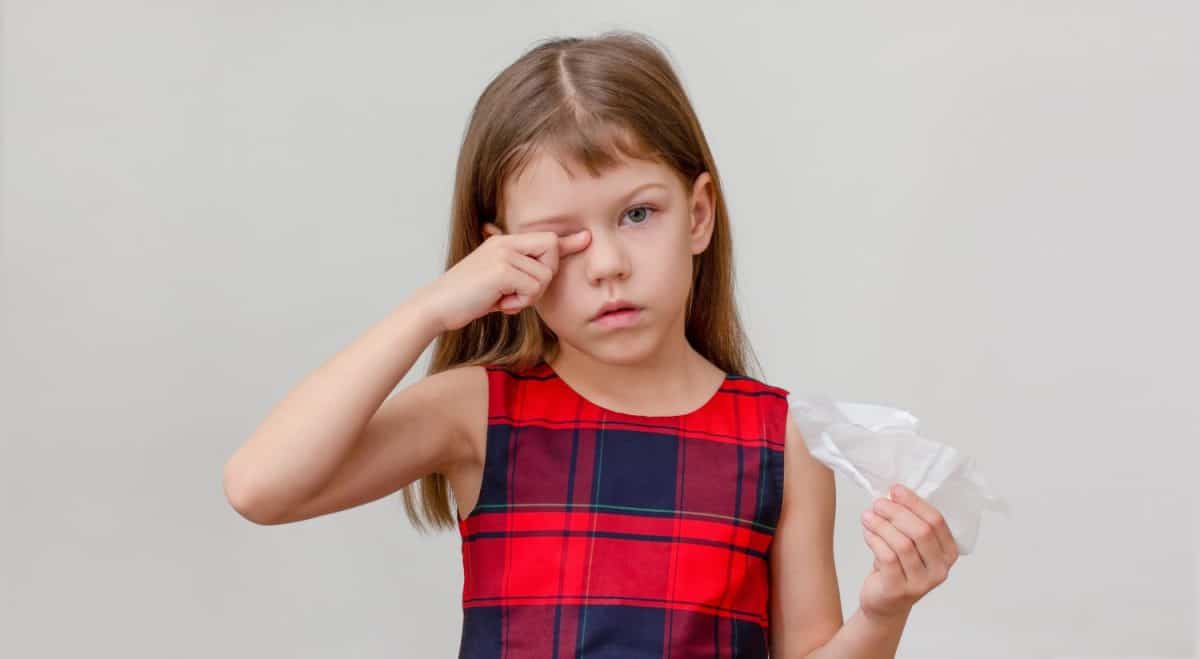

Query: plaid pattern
<box><xmin>457</xmin><ymin>360</ymin><xmax>790</xmax><ymax>658</ymax></box>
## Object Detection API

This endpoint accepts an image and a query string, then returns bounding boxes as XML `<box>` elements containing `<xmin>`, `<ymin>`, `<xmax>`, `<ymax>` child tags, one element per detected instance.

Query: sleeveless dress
<box><xmin>456</xmin><ymin>359</ymin><xmax>790</xmax><ymax>658</ymax></box>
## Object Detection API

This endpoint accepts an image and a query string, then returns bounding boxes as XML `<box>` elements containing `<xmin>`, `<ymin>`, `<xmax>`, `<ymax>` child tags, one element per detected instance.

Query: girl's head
<box><xmin>482</xmin><ymin>141</ymin><xmax>713</xmax><ymax>370</ymax></box>
<box><xmin>407</xmin><ymin>31</ymin><xmax>761</xmax><ymax>531</ymax></box>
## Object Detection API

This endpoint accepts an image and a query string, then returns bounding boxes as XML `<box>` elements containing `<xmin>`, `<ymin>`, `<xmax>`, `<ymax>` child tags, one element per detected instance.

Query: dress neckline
<box><xmin>540</xmin><ymin>359</ymin><xmax>731</xmax><ymax>420</ymax></box>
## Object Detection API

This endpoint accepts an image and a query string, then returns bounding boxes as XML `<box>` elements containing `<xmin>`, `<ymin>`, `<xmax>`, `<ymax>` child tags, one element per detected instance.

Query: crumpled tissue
<box><xmin>789</xmin><ymin>393</ymin><xmax>1010</xmax><ymax>555</ymax></box>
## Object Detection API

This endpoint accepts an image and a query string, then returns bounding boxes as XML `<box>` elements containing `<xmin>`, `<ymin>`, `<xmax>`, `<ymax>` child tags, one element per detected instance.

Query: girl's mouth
<box><xmin>592</xmin><ymin>307</ymin><xmax>643</xmax><ymax>328</ymax></box>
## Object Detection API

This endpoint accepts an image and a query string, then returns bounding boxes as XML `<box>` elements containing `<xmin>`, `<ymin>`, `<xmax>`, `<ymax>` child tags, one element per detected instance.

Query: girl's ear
<box><xmin>688</xmin><ymin>172</ymin><xmax>716</xmax><ymax>255</ymax></box>
<box><xmin>482</xmin><ymin>221</ymin><xmax>504</xmax><ymax>240</ymax></box>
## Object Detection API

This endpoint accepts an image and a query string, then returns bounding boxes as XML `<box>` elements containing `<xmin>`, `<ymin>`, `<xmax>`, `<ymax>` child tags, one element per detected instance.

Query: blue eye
<box><xmin>621</xmin><ymin>204</ymin><xmax>656</xmax><ymax>226</ymax></box>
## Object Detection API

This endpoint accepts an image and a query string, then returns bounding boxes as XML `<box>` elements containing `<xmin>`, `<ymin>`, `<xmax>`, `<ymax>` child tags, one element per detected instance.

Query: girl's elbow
<box><xmin>223</xmin><ymin>462</ymin><xmax>277</xmax><ymax>525</ymax></box>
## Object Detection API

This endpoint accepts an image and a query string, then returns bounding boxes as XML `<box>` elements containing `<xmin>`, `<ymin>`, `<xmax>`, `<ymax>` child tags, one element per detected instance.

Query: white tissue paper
<box><xmin>789</xmin><ymin>393</ymin><xmax>1010</xmax><ymax>555</ymax></box>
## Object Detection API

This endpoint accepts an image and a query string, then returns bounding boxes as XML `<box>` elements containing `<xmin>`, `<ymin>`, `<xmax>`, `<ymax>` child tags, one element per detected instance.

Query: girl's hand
<box><xmin>417</xmin><ymin>222</ymin><xmax>591</xmax><ymax>332</ymax></box>
<box><xmin>858</xmin><ymin>484</ymin><xmax>959</xmax><ymax>622</ymax></box>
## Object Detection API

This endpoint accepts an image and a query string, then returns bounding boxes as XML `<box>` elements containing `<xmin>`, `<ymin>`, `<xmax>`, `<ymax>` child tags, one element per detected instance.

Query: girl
<box><xmin>223</xmin><ymin>31</ymin><xmax>959</xmax><ymax>658</ymax></box>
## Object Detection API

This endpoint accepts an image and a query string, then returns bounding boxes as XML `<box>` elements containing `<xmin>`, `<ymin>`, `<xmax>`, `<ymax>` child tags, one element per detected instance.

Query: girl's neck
<box><xmin>545</xmin><ymin>343</ymin><xmax>725</xmax><ymax>417</ymax></box>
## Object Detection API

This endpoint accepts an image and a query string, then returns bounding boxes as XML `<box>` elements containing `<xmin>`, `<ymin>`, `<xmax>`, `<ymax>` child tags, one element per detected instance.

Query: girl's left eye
<box><xmin>620</xmin><ymin>204</ymin><xmax>657</xmax><ymax>226</ymax></box>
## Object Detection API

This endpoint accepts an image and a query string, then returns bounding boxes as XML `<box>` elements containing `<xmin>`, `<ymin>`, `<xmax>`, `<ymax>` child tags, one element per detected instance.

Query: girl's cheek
<box><xmin>550</xmin><ymin>257</ymin><xmax>580</xmax><ymax>290</ymax></box>
<box><xmin>540</xmin><ymin>275</ymin><xmax>568</xmax><ymax>305</ymax></box>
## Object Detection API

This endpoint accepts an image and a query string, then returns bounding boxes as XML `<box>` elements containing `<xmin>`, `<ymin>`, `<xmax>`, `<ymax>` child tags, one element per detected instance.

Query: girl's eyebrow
<box><xmin>515</xmin><ymin>181</ymin><xmax>668</xmax><ymax>231</ymax></box>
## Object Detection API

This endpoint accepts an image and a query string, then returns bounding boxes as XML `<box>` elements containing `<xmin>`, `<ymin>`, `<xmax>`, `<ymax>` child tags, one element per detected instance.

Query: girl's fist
<box><xmin>858</xmin><ymin>484</ymin><xmax>960</xmax><ymax>622</ymax></box>
<box><xmin>418</xmin><ymin>222</ymin><xmax>591</xmax><ymax>332</ymax></box>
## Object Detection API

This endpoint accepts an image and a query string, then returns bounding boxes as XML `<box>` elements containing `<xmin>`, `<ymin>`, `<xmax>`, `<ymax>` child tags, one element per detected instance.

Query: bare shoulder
<box><xmin>776</xmin><ymin>409</ymin><xmax>837</xmax><ymax>540</ymax></box>
<box><xmin>442</xmin><ymin>363</ymin><xmax>490</xmax><ymax>468</ymax></box>
<box><xmin>387</xmin><ymin>362</ymin><xmax>489</xmax><ymax>472</ymax></box>
<box><xmin>781</xmin><ymin>409</ymin><xmax>835</xmax><ymax>499</ymax></box>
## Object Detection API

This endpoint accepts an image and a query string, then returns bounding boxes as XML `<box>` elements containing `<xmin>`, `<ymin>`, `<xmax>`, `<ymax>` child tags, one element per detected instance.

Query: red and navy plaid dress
<box><xmin>456</xmin><ymin>359</ymin><xmax>790</xmax><ymax>658</ymax></box>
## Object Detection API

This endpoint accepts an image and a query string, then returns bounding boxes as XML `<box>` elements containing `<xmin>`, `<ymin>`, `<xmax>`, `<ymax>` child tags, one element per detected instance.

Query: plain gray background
<box><xmin>3</xmin><ymin>1</ymin><xmax>1197</xmax><ymax>657</ymax></box>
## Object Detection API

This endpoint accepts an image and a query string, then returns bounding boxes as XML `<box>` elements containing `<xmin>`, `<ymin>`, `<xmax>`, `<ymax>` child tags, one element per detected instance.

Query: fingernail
<box><xmin>891</xmin><ymin>485</ymin><xmax>903</xmax><ymax>498</ymax></box>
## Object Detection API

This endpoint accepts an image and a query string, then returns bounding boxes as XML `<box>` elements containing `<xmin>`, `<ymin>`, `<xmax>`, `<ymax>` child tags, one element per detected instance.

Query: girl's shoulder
<box><xmin>725</xmin><ymin>371</ymin><xmax>791</xmax><ymax>399</ymax></box>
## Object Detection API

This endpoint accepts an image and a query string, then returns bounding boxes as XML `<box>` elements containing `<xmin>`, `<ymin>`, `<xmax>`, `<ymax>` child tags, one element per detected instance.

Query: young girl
<box><xmin>223</xmin><ymin>31</ymin><xmax>958</xmax><ymax>659</ymax></box>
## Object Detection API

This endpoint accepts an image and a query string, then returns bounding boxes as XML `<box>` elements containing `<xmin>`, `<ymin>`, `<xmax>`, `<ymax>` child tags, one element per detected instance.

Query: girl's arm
<box><xmin>797</xmin><ymin>608</ymin><xmax>910</xmax><ymax>659</ymax></box>
<box><xmin>768</xmin><ymin>411</ymin><xmax>844</xmax><ymax>657</ymax></box>
<box><xmin>770</xmin><ymin>410</ymin><xmax>959</xmax><ymax>658</ymax></box>
<box><xmin>221</xmin><ymin>292</ymin><xmax>475</xmax><ymax>525</ymax></box>
<box><xmin>223</xmin><ymin>227</ymin><xmax>591</xmax><ymax>525</ymax></box>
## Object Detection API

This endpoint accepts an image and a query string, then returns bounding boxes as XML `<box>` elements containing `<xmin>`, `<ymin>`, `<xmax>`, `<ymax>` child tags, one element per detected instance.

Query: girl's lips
<box><xmin>592</xmin><ymin>307</ymin><xmax>643</xmax><ymax>328</ymax></box>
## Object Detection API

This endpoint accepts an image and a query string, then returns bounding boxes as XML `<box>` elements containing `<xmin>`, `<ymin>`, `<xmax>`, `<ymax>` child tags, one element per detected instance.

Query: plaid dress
<box><xmin>456</xmin><ymin>359</ymin><xmax>790</xmax><ymax>658</ymax></box>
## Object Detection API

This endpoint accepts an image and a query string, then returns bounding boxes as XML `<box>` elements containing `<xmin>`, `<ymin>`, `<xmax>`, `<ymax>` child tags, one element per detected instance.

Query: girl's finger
<box><xmin>498</xmin><ymin>296</ymin><xmax>525</xmax><ymax>314</ymax></box>
<box><xmin>491</xmin><ymin>292</ymin><xmax>523</xmax><ymax>314</ymax></box>
<box><xmin>508</xmin><ymin>230</ymin><xmax>566</xmax><ymax>269</ymax></box>
<box><xmin>508</xmin><ymin>251</ymin><xmax>555</xmax><ymax>288</ymax></box>
<box><xmin>491</xmin><ymin>270</ymin><xmax>540</xmax><ymax>314</ymax></box>
<box><xmin>506</xmin><ymin>268</ymin><xmax>541</xmax><ymax>301</ymax></box>
<box><xmin>889</xmin><ymin>485</ymin><xmax>959</xmax><ymax>564</ymax></box>
<box><xmin>864</xmin><ymin>516</ymin><xmax>902</xmax><ymax>583</ymax></box>
<box><xmin>872</xmin><ymin>498</ymin><xmax>945</xmax><ymax>571</ymax></box>
<box><xmin>862</xmin><ymin>525</ymin><xmax>904</xmax><ymax>580</ymax></box>
<box><xmin>862</xmin><ymin>510</ymin><xmax>923</xmax><ymax>581</ymax></box>
<box><xmin>556</xmin><ymin>228</ymin><xmax>590</xmax><ymax>257</ymax></box>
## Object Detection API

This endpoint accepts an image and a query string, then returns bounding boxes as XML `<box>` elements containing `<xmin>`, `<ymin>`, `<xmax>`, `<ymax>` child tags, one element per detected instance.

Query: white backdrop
<box><xmin>3</xmin><ymin>1</ymin><xmax>1197</xmax><ymax>657</ymax></box>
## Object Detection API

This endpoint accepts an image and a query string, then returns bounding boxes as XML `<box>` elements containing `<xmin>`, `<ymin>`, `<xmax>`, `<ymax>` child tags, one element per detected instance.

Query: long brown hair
<box><xmin>401</xmin><ymin>30</ymin><xmax>763</xmax><ymax>533</ymax></box>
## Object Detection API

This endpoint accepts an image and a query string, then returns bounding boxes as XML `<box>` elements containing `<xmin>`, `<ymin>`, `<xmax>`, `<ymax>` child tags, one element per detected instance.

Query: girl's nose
<box><xmin>584</xmin><ymin>231</ymin><xmax>631</xmax><ymax>284</ymax></box>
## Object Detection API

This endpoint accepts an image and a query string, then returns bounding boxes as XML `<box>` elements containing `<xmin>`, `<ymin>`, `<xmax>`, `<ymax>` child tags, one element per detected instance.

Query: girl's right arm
<box><xmin>222</xmin><ymin>294</ymin><xmax>463</xmax><ymax>525</ymax></box>
<box><xmin>221</xmin><ymin>225</ymin><xmax>590</xmax><ymax>525</ymax></box>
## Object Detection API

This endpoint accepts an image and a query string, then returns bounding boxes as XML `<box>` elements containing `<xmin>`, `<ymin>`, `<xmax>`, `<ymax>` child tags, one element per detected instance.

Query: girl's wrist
<box><xmin>399</xmin><ymin>288</ymin><xmax>448</xmax><ymax>338</ymax></box>
<box><xmin>860</xmin><ymin>603</ymin><xmax>912</xmax><ymax>628</ymax></box>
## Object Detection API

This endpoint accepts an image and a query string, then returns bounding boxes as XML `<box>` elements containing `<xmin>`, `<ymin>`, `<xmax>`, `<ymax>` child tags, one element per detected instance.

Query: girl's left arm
<box><xmin>769</xmin><ymin>412</ymin><xmax>960</xmax><ymax>659</ymax></box>
<box><xmin>767</xmin><ymin>411</ymin><xmax>842</xmax><ymax>657</ymax></box>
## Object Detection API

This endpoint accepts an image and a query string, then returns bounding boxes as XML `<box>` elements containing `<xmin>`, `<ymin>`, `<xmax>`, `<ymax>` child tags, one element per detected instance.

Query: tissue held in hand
<box><xmin>789</xmin><ymin>394</ymin><xmax>1010</xmax><ymax>555</ymax></box>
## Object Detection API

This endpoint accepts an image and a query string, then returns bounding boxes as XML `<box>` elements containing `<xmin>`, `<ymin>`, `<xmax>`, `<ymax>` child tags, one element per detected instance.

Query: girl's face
<box><xmin>488</xmin><ymin>149</ymin><xmax>715</xmax><ymax>365</ymax></box>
